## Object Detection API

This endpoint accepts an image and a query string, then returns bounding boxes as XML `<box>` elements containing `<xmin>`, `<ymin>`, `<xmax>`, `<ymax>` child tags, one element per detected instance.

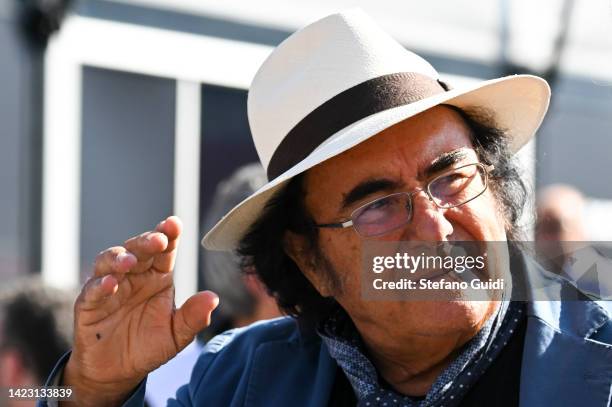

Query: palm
<box><xmin>65</xmin><ymin>217</ymin><xmax>218</xmax><ymax>403</ymax></box>
<box><xmin>76</xmin><ymin>270</ymin><xmax>177</xmax><ymax>382</ymax></box>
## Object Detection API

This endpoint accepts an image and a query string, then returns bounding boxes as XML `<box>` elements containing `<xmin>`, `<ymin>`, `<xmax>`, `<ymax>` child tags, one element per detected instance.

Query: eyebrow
<box><xmin>339</xmin><ymin>149</ymin><xmax>470</xmax><ymax>211</ymax></box>
<box><xmin>418</xmin><ymin>149</ymin><xmax>469</xmax><ymax>180</ymax></box>
<box><xmin>341</xmin><ymin>178</ymin><xmax>403</xmax><ymax>210</ymax></box>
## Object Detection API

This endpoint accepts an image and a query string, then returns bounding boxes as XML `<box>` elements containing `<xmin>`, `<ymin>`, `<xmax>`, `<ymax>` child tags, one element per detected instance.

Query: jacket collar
<box><xmin>518</xmin><ymin>250</ymin><xmax>610</xmax><ymax>337</ymax></box>
<box><xmin>518</xmin><ymin>252</ymin><xmax>612</xmax><ymax>407</ymax></box>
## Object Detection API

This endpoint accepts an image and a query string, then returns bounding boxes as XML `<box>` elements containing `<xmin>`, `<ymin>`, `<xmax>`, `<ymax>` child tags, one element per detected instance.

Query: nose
<box><xmin>402</xmin><ymin>190</ymin><xmax>454</xmax><ymax>241</ymax></box>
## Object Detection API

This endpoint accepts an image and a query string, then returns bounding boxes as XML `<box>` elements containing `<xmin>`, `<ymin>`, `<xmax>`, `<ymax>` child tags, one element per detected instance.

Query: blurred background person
<box><xmin>200</xmin><ymin>162</ymin><xmax>282</xmax><ymax>339</ymax></box>
<box><xmin>535</xmin><ymin>183</ymin><xmax>588</xmax><ymax>270</ymax></box>
<box><xmin>536</xmin><ymin>184</ymin><xmax>612</xmax><ymax>300</ymax></box>
<box><xmin>144</xmin><ymin>163</ymin><xmax>281</xmax><ymax>407</ymax></box>
<box><xmin>0</xmin><ymin>277</ymin><xmax>73</xmax><ymax>407</ymax></box>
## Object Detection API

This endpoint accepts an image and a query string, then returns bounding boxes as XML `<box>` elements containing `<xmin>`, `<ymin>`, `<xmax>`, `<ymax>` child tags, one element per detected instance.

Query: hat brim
<box><xmin>202</xmin><ymin>74</ymin><xmax>550</xmax><ymax>251</ymax></box>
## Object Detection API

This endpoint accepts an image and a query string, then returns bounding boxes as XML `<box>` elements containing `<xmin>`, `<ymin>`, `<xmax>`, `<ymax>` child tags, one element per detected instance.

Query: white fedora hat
<box><xmin>202</xmin><ymin>9</ymin><xmax>550</xmax><ymax>251</ymax></box>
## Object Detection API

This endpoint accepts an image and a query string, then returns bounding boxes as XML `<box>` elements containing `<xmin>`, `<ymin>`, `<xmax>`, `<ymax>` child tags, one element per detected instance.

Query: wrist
<box><xmin>60</xmin><ymin>355</ymin><xmax>139</xmax><ymax>407</ymax></box>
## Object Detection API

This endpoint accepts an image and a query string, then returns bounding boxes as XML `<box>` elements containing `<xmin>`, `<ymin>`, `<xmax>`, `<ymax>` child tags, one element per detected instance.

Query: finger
<box><xmin>155</xmin><ymin>216</ymin><xmax>182</xmax><ymax>250</ymax></box>
<box><xmin>124</xmin><ymin>231</ymin><xmax>169</xmax><ymax>273</ymax></box>
<box><xmin>93</xmin><ymin>247</ymin><xmax>138</xmax><ymax>278</ymax></box>
<box><xmin>152</xmin><ymin>216</ymin><xmax>183</xmax><ymax>272</ymax></box>
<box><xmin>172</xmin><ymin>291</ymin><xmax>219</xmax><ymax>350</ymax></box>
<box><xmin>79</xmin><ymin>275</ymin><xmax>119</xmax><ymax>309</ymax></box>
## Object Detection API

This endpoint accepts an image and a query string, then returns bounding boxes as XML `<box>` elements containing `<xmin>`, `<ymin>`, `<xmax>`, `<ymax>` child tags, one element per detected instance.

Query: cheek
<box><xmin>451</xmin><ymin>191</ymin><xmax>507</xmax><ymax>241</ymax></box>
<box><xmin>319</xmin><ymin>231</ymin><xmax>363</xmax><ymax>291</ymax></box>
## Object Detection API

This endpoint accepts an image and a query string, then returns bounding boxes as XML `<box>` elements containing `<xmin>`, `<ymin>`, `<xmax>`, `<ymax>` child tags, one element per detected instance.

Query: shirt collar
<box><xmin>316</xmin><ymin>301</ymin><xmax>519</xmax><ymax>404</ymax></box>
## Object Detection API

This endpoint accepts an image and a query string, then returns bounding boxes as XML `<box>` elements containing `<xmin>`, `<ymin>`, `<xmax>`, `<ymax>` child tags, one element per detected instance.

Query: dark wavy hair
<box><xmin>238</xmin><ymin>106</ymin><xmax>528</xmax><ymax>325</ymax></box>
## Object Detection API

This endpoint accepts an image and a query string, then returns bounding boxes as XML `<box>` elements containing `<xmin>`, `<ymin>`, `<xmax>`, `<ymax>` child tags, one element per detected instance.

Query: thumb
<box><xmin>173</xmin><ymin>290</ymin><xmax>219</xmax><ymax>350</ymax></box>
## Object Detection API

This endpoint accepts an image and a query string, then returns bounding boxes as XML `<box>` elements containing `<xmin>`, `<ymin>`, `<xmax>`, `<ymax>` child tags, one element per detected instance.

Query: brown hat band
<box><xmin>266</xmin><ymin>72</ymin><xmax>450</xmax><ymax>180</ymax></box>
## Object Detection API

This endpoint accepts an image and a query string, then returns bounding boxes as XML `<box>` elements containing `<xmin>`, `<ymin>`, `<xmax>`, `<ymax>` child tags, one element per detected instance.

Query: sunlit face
<box><xmin>288</xmin><ymin>105</ymin><xmax>508</xmax><ymax>339</ymax></box>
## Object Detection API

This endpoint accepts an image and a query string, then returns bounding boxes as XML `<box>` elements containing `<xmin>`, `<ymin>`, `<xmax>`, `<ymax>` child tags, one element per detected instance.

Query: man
<box><xmin>0</xmin><ymin>278</ymin><xmax>73</xmax><ymax>407</ymax></box>
<box><xmin>535</xmin><ymin>184</ymin><xmax>612</xmax><ymax>300</ymax></box>
<box><xmin>536</xmin><ymin>184</ymin><xmax>589</xmax><ymax>248</ymax></box>
<box><xmin>41</xmin><ymin>10</ymin><xmax>611</xmax><ymax>407</ymax></box>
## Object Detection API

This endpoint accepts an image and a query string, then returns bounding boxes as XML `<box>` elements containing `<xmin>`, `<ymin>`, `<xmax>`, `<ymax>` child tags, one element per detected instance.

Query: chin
<box><xmin>395</xmin><ymin>300</ymin><xmax>496</xmax><ymax>337</ymax></box>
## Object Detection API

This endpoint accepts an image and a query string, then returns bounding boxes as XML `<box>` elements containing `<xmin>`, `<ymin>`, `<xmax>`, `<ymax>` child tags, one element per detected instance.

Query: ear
<box><xmin>283</xmin><ymin>230</ymin><xmax>334</xmax><ymax>297</ymax></box>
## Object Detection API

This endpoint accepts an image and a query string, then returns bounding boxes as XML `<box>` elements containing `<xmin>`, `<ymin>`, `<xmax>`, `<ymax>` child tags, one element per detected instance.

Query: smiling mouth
<box><xmin>423</xmin><ymin>268</ymin><xmax>453</xmax><ymax>281</ymax></box>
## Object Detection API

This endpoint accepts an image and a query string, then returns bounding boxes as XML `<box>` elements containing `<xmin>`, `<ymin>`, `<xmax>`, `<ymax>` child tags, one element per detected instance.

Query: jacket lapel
<box><xmin>244</xmin><ymin>333</ymin><xmax>337</xmax><ymax>407</ymax></box>
<box><xmin>520</xmin><ymin>294</ymin><xmax>612</xmax><ymax>406</ymax></box>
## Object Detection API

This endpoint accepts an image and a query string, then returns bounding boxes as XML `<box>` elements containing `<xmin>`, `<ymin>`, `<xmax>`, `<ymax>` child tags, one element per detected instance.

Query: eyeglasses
<box><xmin>315</xmin><ymin>163</ymin><xmax>494</xmax><ymax>237</ymax></box>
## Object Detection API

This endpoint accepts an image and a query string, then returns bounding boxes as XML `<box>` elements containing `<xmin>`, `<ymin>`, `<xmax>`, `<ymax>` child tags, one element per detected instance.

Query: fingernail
<box><xmin>205</xmin><ymin>291</ymin><xmax>220</xmax><ymax>307</ymax></box>
<box><xmin>116</xmin><ymin>252</ymin><xmax>135</xmax><ymax>264</ymax></box>
<box><xmin>96</xmin><ymin>275</ymin><xmax>113</xmax><ymax>290</ymax></box>
<box><xmin>147</xmin><ymin>233</ymin><xmax>168</xmax><ymax>245</ymax></box>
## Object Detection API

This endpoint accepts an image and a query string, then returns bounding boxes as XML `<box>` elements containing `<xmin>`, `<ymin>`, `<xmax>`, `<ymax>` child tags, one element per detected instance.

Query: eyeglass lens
<box><xmin>352</xmin><ymin>164</ymin><xmax>487</xmax><ymax>237</ymax></box>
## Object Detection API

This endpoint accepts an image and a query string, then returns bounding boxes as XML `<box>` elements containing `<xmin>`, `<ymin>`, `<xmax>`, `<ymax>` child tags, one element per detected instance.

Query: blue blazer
<box><xmin>41</xmin><ymin>299</ymin><xmax>612</xmax><ymax>407</ymax></box>
<box><xmin>41</xmin><ymin>261</ymin><xmax>612</xmax><ymax>406</ymax></box>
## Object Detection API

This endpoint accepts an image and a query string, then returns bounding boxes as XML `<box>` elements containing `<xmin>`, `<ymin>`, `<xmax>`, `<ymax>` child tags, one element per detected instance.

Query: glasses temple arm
<box><xmin>315</xmin><ymin>219</ymin><xmax>354</xmax><ymax>229</ymax></box>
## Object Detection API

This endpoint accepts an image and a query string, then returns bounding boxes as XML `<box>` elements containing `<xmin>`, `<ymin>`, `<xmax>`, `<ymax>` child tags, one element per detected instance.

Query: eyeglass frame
<box><xmin>314</xmin><ymin>162</ymin><xmax>495</xmax><ymax>236</ymax></box>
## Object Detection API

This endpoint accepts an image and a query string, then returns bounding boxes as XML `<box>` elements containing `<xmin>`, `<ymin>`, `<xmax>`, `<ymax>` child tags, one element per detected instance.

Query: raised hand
<box><xmin>62</xmin><ymin>216</ymin><xmax>218</xmax><ymax>406</ymax></box>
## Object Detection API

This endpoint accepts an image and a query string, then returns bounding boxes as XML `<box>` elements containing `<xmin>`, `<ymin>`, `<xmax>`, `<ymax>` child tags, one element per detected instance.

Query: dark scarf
<box><xmin>318</xmin><ymin>301</ymin><xmax>525</xmax><ymax>407</ymax></box>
